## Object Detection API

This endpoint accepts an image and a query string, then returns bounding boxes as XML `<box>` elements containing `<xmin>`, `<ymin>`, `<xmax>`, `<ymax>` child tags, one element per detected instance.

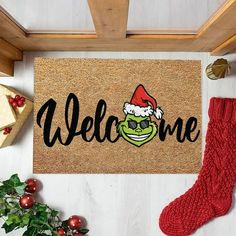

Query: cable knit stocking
<box><xmin>159</xmin><ymin>98</ymin><xmax>236</xmax><ymax>236</ymax></box>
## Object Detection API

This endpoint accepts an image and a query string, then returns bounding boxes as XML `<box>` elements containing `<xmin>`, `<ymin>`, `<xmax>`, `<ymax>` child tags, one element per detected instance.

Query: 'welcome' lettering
<box><xmin>36</xmin><ymin>93</ymin><xmax>200</xmax><ymax>147</ymax></box>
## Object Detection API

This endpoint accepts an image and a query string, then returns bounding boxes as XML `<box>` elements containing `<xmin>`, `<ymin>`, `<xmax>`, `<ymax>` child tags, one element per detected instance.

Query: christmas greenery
<box><xmin>0</xmin><ymin>174</ymin><xmax>89</xmax><ymax>236</ymax></box>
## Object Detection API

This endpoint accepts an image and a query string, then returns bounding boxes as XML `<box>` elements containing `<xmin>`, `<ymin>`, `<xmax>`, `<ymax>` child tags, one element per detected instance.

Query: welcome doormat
<box><xmin>34</xmin><ymin>58</ymin><xmax>201</xmax><ymax>173</ymax></box>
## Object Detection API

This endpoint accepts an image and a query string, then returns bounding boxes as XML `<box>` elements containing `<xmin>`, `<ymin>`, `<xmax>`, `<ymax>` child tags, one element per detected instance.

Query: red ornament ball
<box><xmin>68</xmin><ymin>215</ymin><xmax>84</xmax><ymax>230</ymax></box>
<box><xmin>57</xmin><ymin>228</ymin><xmax>66</xmax><ymax>236</ymax></box>
<box><xmin>19</xmin><ymin>194</ymin><xmax>35</xmax><ymax>209</ymax></box>
<box><xmin>25</xmin><ymin>178</ymin><xmax>38</xmax><ymax>193</ymax></box>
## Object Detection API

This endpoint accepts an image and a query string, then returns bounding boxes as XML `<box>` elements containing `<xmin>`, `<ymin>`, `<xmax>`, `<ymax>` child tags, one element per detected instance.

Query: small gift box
<box><xmin>0</xmin><ymin>95</ymin><xmax>16</xmax><ymax>130</ymax></box>
<box><xmin>0</xmin><ymin>84</ymin><xmax>33</xmax><ymax>148</ymax></box>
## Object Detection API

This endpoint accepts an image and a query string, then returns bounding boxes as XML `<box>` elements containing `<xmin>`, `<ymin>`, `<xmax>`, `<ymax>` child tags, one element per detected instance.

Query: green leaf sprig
<box><xmin>0</xmin><ymin>174</ymin><xmax>89</xmax><ymax>236</ymax></box>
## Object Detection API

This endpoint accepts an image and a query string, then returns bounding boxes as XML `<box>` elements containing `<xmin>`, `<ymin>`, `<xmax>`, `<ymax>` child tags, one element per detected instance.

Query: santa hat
<box><xmin>123</xmin><ymin>84</ymin><xmax>163</xmax><ymax>120</ymax></box>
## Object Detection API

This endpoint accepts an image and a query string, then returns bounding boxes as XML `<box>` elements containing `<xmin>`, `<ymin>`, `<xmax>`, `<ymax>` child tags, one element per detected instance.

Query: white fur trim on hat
<box><xmin>123</xmin><ymin>102</ymin><xmax>154</xmax><ymax>117</ymax></box>
<box><xmin>154</xmin><ymin>107</ymin><xmax>164</xmax><ymax>120</ymax></box>
<box><xmin>123</xmin><ymin>103</ymin><xmax>164</xmax><ymax>119</ymax></box>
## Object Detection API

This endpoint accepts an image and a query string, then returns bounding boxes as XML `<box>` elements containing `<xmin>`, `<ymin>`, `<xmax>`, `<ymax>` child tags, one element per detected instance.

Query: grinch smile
<box><xmin>125</xmin><ymin>132</ymin><xmax>151</xmax><ymax>142</ymax></box>
<box><xmin>117</xmin><ymin>84</ymin><xmax>162</xmax><ymax>147</ymax></box>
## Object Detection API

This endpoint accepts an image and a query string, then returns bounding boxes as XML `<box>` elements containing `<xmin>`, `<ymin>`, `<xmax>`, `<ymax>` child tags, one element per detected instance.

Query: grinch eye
<box><xmin>140</xmin><ymin>120</ymin><xmax>149</xmax><ymax>129</ymax></box>
<box><xmin>128</xmin><ymin>120</ymin><xmax>137</xmax><ymax>129</ymax></box>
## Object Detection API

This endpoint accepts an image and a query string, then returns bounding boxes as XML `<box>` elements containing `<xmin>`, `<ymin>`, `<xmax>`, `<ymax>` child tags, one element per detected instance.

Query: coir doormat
<box><xmin>34</xmin><ymin>58</ymin><xmax>201</xmax><ymax>173</ymax></box>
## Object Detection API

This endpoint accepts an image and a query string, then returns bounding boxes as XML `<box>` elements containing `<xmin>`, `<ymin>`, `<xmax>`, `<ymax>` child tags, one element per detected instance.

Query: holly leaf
<box><xmin>0</xmin><ymin>198</ymin><xmax>5</xmax><ymax>211</ymax></box>
<box><xmin>61</xmin><ymin>220</ymin><xmax>68</xmax><ymax>230</ymax></box>
<box><xmin>9</xmin><ymin>174</ymin><xmax>22</xmax><ymax>185</ymax></box>
<box><xmin>23</xmin><ymin>226</ymin><xmax>39</xmax><ymax>236</ymax></box>
<box><xmin>3</xmin><ymin>174</ymin><xmax>21</xmax><ymax>187</ymax></box>
<box><xmin>19</xmin><ymin>212</ymin><xmax>31</xmax><ymax>228</ymax></box>
<box><xmin>34</xmin><ymin>203</ymin><xmax>48</xmax><ymax>212</ymax></box>
<box><xmin>29</xmin><ymin>213</ymin><xmax>53</xmax><ymax>232</ymax></box>
<box><xmin>2</xmin><ymin>222</ymin><xmax>18</xmax><ymax>233</ymax></box>
<box><xmin>2</xmin><ymin>174</ymin><xmax>26</xmax><ymax>196</ymax></box>
<box><xmin>15</xmin><ymin>183</ymin><xmax>26</xmax><ymax>195</ymax></box>
<box><xmin>0</xmin><ymin>185</ymin><xmax>7</xmax><ymax>198</ymax></box>
<box><xmin>5</xmin><ymin>214</ymin><xmax>21</xmax><ymax>226</ymax></box>
<box><xmin>38</xmin><ymin>212</ymin><xmax>49</xmax><ymax>223</ymax></box>
<box><xmin>78</xmin><ymin>228</ymin><xmax>89</xmax><ymax>234</ymax></box>
<box><xmin>51</xmin><ymin>209</ymin><xmax>59</xmax><ymax>218</ymax></box>
<box><xmin>0</xmin><ymin>208</ymin><xmax>5</xmax><ymax>216</ymax></box>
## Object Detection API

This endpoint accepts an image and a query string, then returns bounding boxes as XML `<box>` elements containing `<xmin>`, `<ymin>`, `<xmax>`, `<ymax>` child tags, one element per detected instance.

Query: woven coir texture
<box><xmin>34</xmin><ymin>58</ymin><xmax>201</xmax><ymax>173</ymax></box>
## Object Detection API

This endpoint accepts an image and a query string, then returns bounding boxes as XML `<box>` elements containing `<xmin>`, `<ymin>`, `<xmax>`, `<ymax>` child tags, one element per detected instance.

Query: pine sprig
<box><xmin>0</xmin><ymin>174</ymin><xmax>89</xmax><ymax>236</ymax></box>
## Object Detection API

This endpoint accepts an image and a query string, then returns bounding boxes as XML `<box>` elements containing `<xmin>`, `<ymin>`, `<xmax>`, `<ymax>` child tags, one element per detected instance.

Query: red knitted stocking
<box><xmin>159</xmin><ymin>98</ymin><xmax>236</xmax><ymax>236</ymax></box>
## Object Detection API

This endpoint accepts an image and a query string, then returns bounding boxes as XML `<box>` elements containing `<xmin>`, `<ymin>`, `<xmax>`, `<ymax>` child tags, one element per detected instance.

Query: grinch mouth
<box><xmin>125</xmin><ymin>133</ymin><xmax>151</xmax><ymax>142</ymax></box>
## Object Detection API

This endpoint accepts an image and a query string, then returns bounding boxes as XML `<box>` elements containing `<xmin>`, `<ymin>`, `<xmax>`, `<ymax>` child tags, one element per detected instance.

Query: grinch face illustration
<box><xmin>118</xmin><ymin>84</ymin><xmax>164</xmax><ymax>147</ymax></box>
<box><xmin>118</xmin><ymin>114</ymin><xmax>157</xmax><ymax>147</ymax></box>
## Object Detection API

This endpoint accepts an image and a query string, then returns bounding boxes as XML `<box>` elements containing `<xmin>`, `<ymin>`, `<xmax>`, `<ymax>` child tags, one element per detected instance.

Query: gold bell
<box><xmin>206</xmin><ymin>58</ymin><xmax>230</xmax><ymax>80</ymax></box>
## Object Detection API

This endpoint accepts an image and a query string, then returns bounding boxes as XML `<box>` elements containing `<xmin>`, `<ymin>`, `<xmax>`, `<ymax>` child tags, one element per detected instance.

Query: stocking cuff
<box><xmin>209</xmin><ymin>97</ymin><xmax>236</xmax><ymax>122</ymax></box>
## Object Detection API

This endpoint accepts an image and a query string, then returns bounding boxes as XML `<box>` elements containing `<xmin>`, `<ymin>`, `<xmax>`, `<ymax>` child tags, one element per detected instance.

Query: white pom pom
<box><xmin>154</xmin><ymin>107</ymin><xmax>164</xmax><ymax>120</ymax></box>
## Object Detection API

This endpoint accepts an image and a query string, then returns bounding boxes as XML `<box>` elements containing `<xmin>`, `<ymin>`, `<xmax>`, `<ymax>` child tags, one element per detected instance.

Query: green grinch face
<box><xmin>118</xmin><ymin>114</ymin><xmax>158</xmax><ymax>147</ymax></box>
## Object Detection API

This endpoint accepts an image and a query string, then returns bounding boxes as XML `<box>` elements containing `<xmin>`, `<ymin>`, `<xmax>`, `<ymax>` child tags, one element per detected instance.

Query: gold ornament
<box><xmin>206</xmin><ymin>58</ymin><xmax>230</xmax><ymax>80</ymax></box>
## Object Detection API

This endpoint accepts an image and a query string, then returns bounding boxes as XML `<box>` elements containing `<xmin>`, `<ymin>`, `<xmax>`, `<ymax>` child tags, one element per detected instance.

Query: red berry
<box><xmin>19</xmin><ymin>194</ymin><xmax>35</xmax><ymax>209</ymax></box>
<box><xmin>68</xmin><ymin>215</ymin><xmax>84</xmax><ymax>230</ymax></box>
<box><xmin>9</xmin><ymin>97</ymin><xmax>14</xmax><ymax>104</ymax></box>
<box><xmin>17</xmin><ymin>100</ymin><xmax>24</xmax><ymax>107</ymax></box>
<box><xmin>6</xmin><ymin>127</ymin><xmax>11</xmax><ymax>132</ymax></box>
<box><xmin>12</xmin><ymin>101</ymin><xmax>17</xmax><ymax>108</ymax></box>
<box><xmin>57</xmin><ymin>228</ymin><xmax>66</xmax><ymax>236</ymax></box>
<box><xmin>15</xmin><ymin>95</ymin><xmax>21</xmax><ymax>101</ymax></box>
<box><xmin>25</xmin><ymin>178</ymin><xmax>38</xmax><ymax>193</ymax></box>
<box><xmin>20</xmin><ymin>97</ymin><xmax>26</xmax><ymax>102</ymax></box>
<box><xmin>3</xmin><ymin>127</ymin><xmax>12</xmax><ymax>135</ymax></box>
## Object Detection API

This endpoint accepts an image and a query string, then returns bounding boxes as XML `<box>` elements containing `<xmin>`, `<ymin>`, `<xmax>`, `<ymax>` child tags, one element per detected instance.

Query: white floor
<box><xmin>0</xmin><ymin>52</ymin><xmax>236</xmax><ymax>236</ymax></box>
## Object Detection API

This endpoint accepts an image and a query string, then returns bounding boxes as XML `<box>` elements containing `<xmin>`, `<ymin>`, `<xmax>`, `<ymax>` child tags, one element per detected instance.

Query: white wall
<box><xmin>0</xmin><ymin>51</ymin><xmax>236</xmax><ymax>236</ymax></box>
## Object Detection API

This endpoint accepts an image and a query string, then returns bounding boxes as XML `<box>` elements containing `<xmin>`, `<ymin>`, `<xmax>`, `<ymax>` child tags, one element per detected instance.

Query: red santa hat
<box><xmin>123</xmin><ymin>84</ymin><xmax>163</xmax><ymax>120</ymax></box>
